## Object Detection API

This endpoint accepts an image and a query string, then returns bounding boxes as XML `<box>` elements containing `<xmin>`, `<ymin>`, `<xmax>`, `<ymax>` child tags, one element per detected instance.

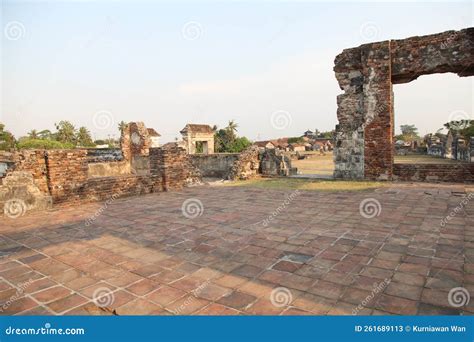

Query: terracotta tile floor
<box><xmin>1</xmin><ymin>183</ymin><xmax>473</xmax><ymax>315</ymax></box>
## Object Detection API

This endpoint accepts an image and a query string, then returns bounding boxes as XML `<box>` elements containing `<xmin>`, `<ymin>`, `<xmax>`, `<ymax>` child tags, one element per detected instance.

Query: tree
<box><xmin>76</xmin><ymin>126</ymin><xmax>94</xmax><ymax>147</ymax></box>
<box><xmin>226</xmin><ymin>120</ymin><xmax>238</xmax><ymax>141</ymax></box>
<box><xmin>213</xmin><ymin>121</ymin><xmax>251</xmax><ymax>153</ymax></box>
<box><xmin>55</xmin><ymin>121</ymin><xmax>76</xmax><ymax>144</ymax></box>
<box><xmin>399</xmin><ymin>124</ymin><xmax>419</xmax><ymax>141</ymax></box>
<box><xmin>38</xmin><ymin>129</ymin><xmax>53</xmax><ymax>140</ymax></box>
<box><xmin>28</xmin><ymin>129</ymin><xmax>39</xmax><ymax>139</ymax></box>
<box><xmin>0</xmin><ymin>123</ymin><xmax>15</xmax><ymax>150</ymax></box>
<box><xmin>118</xmin><ymin>121</ymin><xmax>127</xmax><ymax>135</ymax></box>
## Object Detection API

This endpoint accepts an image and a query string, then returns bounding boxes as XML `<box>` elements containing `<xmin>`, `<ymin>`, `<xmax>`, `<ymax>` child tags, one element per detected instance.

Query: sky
<box><xmin>1</xmin><ymin>0</ymin><xmax>473</xmax><ymax>143</ymax></box>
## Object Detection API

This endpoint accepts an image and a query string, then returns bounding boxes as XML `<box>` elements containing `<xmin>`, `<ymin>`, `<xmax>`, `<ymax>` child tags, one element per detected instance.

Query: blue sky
<box><xmin>1</xmin><ymin>0</ymin><xmax>473</xmax><ymax>142</ymax></box>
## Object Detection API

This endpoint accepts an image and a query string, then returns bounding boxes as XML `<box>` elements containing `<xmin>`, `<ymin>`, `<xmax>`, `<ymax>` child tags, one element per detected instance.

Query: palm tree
<box><xmin>55</xmin><ymin>121</ymin><xmax>76</xmax><ymax>144</ymax></box>
<box><xmin>226</xmin><ymin>120</ymin><xmax>238</xmax><ymax>142</ymax></box>
<box><xmin>38</xmin><ymin>129</ymin><xmax>52</xmax><ymax>140</ymax></box>
<box><xmin>28</xmin><ymin>129</ymin><xmax>39</xmax><ymax>139</ymax></box>
<box><xmin>118</xmin><ymin>121</ymin><xmax>127</xmax><ymax>135</ymax></box>
<box><xmin>76</xmin><ymin>126</ymin><xmax>93</xmax><ymax>147</ymax></box>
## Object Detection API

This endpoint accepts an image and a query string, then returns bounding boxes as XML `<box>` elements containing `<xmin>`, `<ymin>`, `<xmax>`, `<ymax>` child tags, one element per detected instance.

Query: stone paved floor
<box><xmin>1</xmin><ymin>182</ymin><xmax>473</xmax><ymax>315</ymax></box>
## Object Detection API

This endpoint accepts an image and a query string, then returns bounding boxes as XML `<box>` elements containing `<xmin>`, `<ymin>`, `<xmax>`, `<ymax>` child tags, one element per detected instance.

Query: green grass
<box><xmin>225</xmin><ymin>177</ymin><xmax>386</xmax><ymax>192</ymax></box>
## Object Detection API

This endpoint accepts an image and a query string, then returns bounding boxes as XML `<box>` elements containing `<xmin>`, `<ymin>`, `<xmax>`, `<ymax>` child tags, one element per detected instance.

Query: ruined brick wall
<box><xmin>7</xmin><ymin>150</ymin><xmax>49</xmax><ymax>194</ymax></box>
<box><xmin>120</xmin><ymin>122</ymin><xmax>152</xmax><ymax>162</ymax></box>
<box><xmin>228</xmin><ymin>146</ymin><xmax>260</xmax><ymax>180</ymax></box>
<box><xmin>334</xmin><ymin>28</ymin><xmax>474</xmax><ymax>181</ymax></box>
<box><xmin>150</xmin><ymin>146</ymin><xmax>202</xmax><ymax>191</ymax></box>
<box><xmin>393</xmin><ymin>163</ymin><xmax>474</xmax><ymax>183</ymax></box>
<box><xmin>45</xmin><ymin>150</ymin><xmax>88</xmax><ymax>203</ymax></box>
<box><xmin>260</xmin><ymin>149</ymin><xmax>295</xmax><ymax>177</ymax></box>
<box><xmin>83</xmin><ymin>175</ymin><xmax>160</xmax><ymax>203</ymax></box>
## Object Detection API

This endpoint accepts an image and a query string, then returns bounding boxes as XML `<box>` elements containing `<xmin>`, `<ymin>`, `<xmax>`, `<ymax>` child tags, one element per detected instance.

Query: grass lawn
<box><xmin>291</xmin><ymin>154</ymin><xmax>334</xmax><ymax>175</ymax></box>
<box><xmin>225</xmin><ymin>177</ymin><xmax>386</xmax><ymax>192</ymax></box>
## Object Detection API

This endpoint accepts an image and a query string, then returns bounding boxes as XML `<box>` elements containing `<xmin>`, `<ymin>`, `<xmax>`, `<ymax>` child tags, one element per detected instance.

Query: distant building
<box><xmin>147</xmin><ymin>128</ymin><xmax>161</xmax><ymax>147</ymax></box>
<box><xmin>180</xmin><ymin>124</ymin><xmax>215</xmax><ymax>154</ymax></box>
<box><xmin>254</xmin><ymin>141</ymin><xmax>275</xmax><ymax>150</ymax></box>
<box><xmin>303</xmin><ymin>130</ymin><xmax>314</xmax><ymax>138</ymax></box>
<box><xmin>289</xmin><ymin>143</ymin><xmax>306</xmax><ymax>152</ymax></box>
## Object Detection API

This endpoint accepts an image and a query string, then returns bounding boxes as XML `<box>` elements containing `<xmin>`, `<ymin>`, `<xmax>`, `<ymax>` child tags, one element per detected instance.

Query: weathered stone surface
<box><xmin>334</xmin><ymin>28</ymin><xmax>474</xmax><ymax>180</ymax></box>
<box><xmin>228</xmin><ymin>146</ymin><xmax>260</xmax><ymax>180</ymax></box>
<box><xmin>0</xmin><ymin>171</ymin><xmax>52</xmax><ymax>216</ymax></box>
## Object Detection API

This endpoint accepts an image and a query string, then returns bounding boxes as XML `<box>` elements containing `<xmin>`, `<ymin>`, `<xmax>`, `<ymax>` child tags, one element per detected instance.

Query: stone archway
<box><xmin>333</xmin><ymin>28</ymin><xmax>474</xmax><ymax>180</ymax></box>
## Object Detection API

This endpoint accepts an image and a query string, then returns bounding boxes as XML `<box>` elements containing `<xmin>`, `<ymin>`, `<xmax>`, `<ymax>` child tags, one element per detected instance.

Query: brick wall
<box><xmin>45</xmin><ymin>150</ymin><xmax>88</xmax><ymax>203</ymax></box>
<box><xmin>150</xmin><ymin>147</ymin><xmax>201</xmax><ymax>191</ymax></box>
<box><xmin>393</xmin><ymin>163</ymin><xmax>474</xmax><ymax>182</ymax></box>
<box><xmin>8</xmin><ymin>150</ymin><xmax>49</xmax><ymax>193</ymax></box>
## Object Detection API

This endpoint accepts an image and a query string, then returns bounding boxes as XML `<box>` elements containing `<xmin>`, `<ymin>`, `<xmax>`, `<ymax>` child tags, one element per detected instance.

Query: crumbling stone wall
<box><xmin>120</xmin><ymin>122</ymin><xmax>152</xmax><ymax>161</ymax></box>
<box><xmin>334</xmin><ymin>28</ymin><xmax>474</xmax><ymax>180</ymax></box>
<box><xmin>228</xmin><ymin>146</ymin><xmax>260</xmax><ymax>180</ymax></box>
<box><xmin>7</xmin><ymin>150</ymin><xmax>49</xmax><ymax>193</ymax></box>
<box><xmin>0</xmin><ymin>171</ymin><xmax>52</xmax><ymax>217</ymax></box>
<box><xmin>260</xmin><ymin>149</ymin><xmax>295</xmax><ymax>176</ymax></box>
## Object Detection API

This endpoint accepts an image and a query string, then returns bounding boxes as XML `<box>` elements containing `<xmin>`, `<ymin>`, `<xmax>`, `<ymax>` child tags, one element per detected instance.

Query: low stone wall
<box><xmin>2</xmin><ymin>146</ymin><xmax>202</xmax><ymax>214</ymax></box>
<box><xmin>190</xmin><ymin>153</ymin><xmax>239</xmax><ymax>178</ymax></box>
<box><xmin>88</xmin><ymin>161</ymin><xmax>131</xmax><ymax>178</ymax></box>
<box><xmin>393</xmin><ymin>163</ymin><xmax>474</xmax><ymax>182</ymax></box>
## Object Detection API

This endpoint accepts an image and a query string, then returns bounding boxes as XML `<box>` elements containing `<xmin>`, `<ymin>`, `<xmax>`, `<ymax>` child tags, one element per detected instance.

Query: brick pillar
<box><xmin>149</xmin><ymin>147</ymin><xmax>165</xmax><ymax>191</ymax></box>
<box><xmin>45</xmin><ymin>150</ymin><xmax>88</xmax><ymax>203</ymax></box>
<box><xmin>363</xmin><ymin>41</ymin><xmax>393</xmax><ymax>180</ymax></box>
